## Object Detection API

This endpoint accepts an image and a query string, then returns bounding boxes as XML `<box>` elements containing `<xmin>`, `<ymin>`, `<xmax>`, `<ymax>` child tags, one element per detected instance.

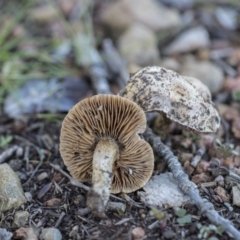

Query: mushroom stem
<box><xmin>152</xmin><ymin>112</ymin><xmax>171</xmax><ymax>139</ymax></box>
<box><xmin>86</xmin><ymin>138</ymin><xmax>118</xmax><ymax>217</ymax></box>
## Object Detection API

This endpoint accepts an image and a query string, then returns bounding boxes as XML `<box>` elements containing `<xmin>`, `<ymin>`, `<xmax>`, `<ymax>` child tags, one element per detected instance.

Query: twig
<box><xmin>213</xmin><ymin>59</ymin><xmax>237</xmax><ymax>78</ymax></box>
<box><xmin>102</xmin><ymin>38</ymin><xmax>129</xmax><ymax>89</ymax></box>
<box><xmin>88</xmin><ymin>63</ymin><xmax>112</xmax><ymax>94</ymax></box>
<box><xmin>49</xmin><ymin>164</ymin><xmax>124</xmax><ymax>202</ymax></box>
<box><xmin>0</xmin><ymin>145</ymin><xmax>18</xmax><ymax>164</ymax></box>
<box><xmin>24</xmin><ymin>145</ymin><xmax>30</xmax><ymax>171</ymax></box>
<box><xmin>143</xmin><ymin>127</ymin><xmax>240</xmax><ymax>239</ymax></box>
<box><xmin>107</xmin><ymin>202</ymin><xmax>126</xmax><ymax>212</ymax></box>
<box><xmin>23</xmin><ymin>158</ymin><xmax>43</xmax><ymax>186</ymax></box>
<box><xmin>191</xmin><ymin>146</ymin><xmax>206</xmax><ymax>168</ymax></box>
<box><xmin>54</xmin><ymin>211</ymin><xmax>66</xmax><ymax>228</ymax></box>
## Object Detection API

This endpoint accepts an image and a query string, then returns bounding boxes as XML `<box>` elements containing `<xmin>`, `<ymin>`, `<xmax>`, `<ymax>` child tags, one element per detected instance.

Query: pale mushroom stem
<box><xmin>152</xmin><ymin>112</ymin><xmax>171</xmax><ymax>139</ymax></box>
<box><xmin>86</xmin><ymin>138</ymin><xmax>118</xmax><ymax>217</ymax></box>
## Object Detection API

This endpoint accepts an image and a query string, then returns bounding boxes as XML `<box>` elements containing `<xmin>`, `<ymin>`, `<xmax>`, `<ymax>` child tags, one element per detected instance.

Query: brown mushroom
<box><xmin>60</xmin><ymin>95</ymin><xmax>154</xmax><ymax>217</ymax></box>
<box><xmin>119</xmin><ymin>66</ymin><xmax>220</xmax><ymax>133</ymax></box>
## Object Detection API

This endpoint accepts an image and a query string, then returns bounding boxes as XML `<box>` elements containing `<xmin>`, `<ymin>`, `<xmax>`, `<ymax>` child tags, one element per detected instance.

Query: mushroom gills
<box><xmin>86</xmin><ymin>138</ymin><xmax>119</xmax><ymax>217</ymax></box>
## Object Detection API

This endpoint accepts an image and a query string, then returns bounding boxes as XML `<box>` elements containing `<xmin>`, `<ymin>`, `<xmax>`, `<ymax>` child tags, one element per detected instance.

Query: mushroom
<box><xmin>60</xmin><ymin>95</ymin><xmax>154</xmax><ymax>217</ymax></box>
<box><xmin>119</xmin><ymin>66</ymin><xmax>220</xmax><ymax>134</ymax></box>
<box><xmin>183</xmin><ymin>76</ymin><xmax>212</xmax><ymax>103</ymax></box>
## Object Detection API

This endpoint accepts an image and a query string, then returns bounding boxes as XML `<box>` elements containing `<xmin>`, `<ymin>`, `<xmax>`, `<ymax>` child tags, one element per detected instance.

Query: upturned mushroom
<box><xmin>119</xmin><ymin>66</ymin><xmax>220</xmax><ymax>135</ymax></box>
<box><xmin>60</xmin><ymin>95</ymin><xmax>154</xmax><ymax>217</ymax></box>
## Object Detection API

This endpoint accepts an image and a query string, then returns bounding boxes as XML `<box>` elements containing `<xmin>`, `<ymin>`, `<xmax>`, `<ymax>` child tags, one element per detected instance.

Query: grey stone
<box><xmin>12</xmin><ymin>211</ymin><xmax>30</xmax><ymax>228</ymax></box>
<box><xmin>0</xmin><ymin>163</ymin><xmax>26</xmax><ymax>213</ymax></box>
<box><xmin>4</xmin><ymin>77</ymin><xmax>91</xmax><ymax>117</ymax></box>
<box><xmin>164</xmin><ymin>26</ymin><xmax>210</xmax><ymax>55</ymax></box>
<box><xmin>40</xmin><ymin>228</ymin><xmax>62</xmax><ymax>240</ymax></box>
<box><xmin>118</xmin><ymin>23</ymin><xmax>160</xmax><ymax>66</ymax></box>
<box><xmin>138</xmin><ymin>172</ymin><xmax>191</xmax><ymax>207</ymax></box>
<box><xmin>180</xmin><ymin>57</ymin><xmax>224</xmax><ymax>94</ymax></box>
<box><xmin>0</xmin><ymin>228</ymin><xmax>12</xmax><ymax>240</ymax></box>
<box><xmin>232</xmin><ymin>186</ymin><xmax>240</xmax><ymax>206</ymax></box>
<box><xmin>101</xmin><ymin>0</ymin><xmax>181</xmax><ymax>34</ymax></box>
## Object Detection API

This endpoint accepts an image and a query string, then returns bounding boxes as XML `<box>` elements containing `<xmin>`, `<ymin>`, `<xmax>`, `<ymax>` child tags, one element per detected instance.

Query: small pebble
<box><xmin>14</xmin><ymin>227</ymin><xmax>38</xmax><ymax>240</ymax></box>
<box><xmin>12</xmin><ymin>211</ymin><xmax>30</xmax><ymax>228</ymax></box>
<box><xmin>0</xmin><ymin>228</ymin><xmax>12</xmax><ymax>240</ymax></box>
<box><xmin>232</xmin><ymin>186</ymin><xmax>240</xmax><ymax>206</ymax></box>
<box><xmin>40</xmin><ymin>228</ymin><xmax>62</xmax><ymax>240</ymax></box>
<box><xmin>191</xmin><ymin>173</ymin><xmax>212</xmax><ymax>184</ymax></box>
<box><xmin>132</xmin><ymin>227</ymin><xmax>145</xmax><ymax>240</ymax></box>
<box><xmin>44</xmin><ymin>198</ymin><xmax>61</xmax><ymax>207</ymax></box>
<box><xmin>214</xmin><ymin>175</ymin><xmax>225</xmax><ymax>187</ymax></box>
<box><xmin>214</xmin><ymin>186</ymin><xmax>230</xmax><ymax>202</ymax></box>
<box><xmin>24</xmin><ymin>192</ymin><xmax>32</xmax><ymax>202</ymax></box>
<box><xmin>37</xmin><ymin>172</ymin><xmax>48</xmax><ymax>182</ymax></box>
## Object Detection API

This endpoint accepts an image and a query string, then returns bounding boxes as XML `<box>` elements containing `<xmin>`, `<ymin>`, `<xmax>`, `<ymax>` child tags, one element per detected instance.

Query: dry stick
<box><xmin>102</xmin><ymin>38</ymin><xmax>129</xmax><ymax>89</ymax></box>
<box><xmin>88</xmin><ymin>63</ymin><xmax>112</xmax><ymax>94</ymax></box>
<box><xmin>0</xmin><ymin>145</ymin><xmax>19</xmax><ymax>164</ymax></box>
<box><xmin>76</xmin><ymin>33</ymin><xmax>111</xmax><ymax>94</ymax></box>
<box><xmin>49</xmin><ymin>164</ymin><xmax>123</xmax><ymax>202</ymax></box>
<box><xmin>54</xmin><ymin>212</ymin><xmax>66</xmax><ymax>228</ymax></box>
<box><xmin>191</xmin><ymin>146</ymin><xmax>206</xmax><ymax>168</ymax></box>
<box><xmin>143</xmin><ymin>127</ymin><xmax>240</xmax><ymax>239</ymax></box>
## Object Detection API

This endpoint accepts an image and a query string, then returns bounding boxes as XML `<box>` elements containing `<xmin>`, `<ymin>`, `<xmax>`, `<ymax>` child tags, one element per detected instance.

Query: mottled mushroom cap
<box><xmin>119</xmin><ymin>66</ymin><xmax>220</xmax><ymax>133</ymax></box>
<box><xmin>183</xmin><ymin>76</ymin><xmax>212</xmax><ymax>102</ymax></box>
<box><xmin>60</xmin><ymin>95</ymin><xmax>154</xmax><ymax>194</ymax></box>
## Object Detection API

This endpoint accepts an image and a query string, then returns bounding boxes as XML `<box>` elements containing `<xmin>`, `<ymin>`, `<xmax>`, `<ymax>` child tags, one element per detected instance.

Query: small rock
<box><xmin>232</xmin><ymin>186</ymin><xmax>240</xmax><ymax>206</ymax></box>
<box><xmin>12</xmin><ymin>211</ymin><xmax>30</xmax><ymax>228</ymax></box>
<box><xmin>4</xmin><ymin>77</ymin><xmax>92</xmax><ymax>117</ymax></box>
<box><xmin>160</xmin><ymin>57</ymin><xmax>180</xmax><ymax>72</ymax></box>
<box><xmin>231</xmin><ymin>117</ymin><xmax>240</xmax><ymax>139</ymax></box>
<box><xmin>215</xmin><ymin>7</ymin><xmax>238</xmax><ymax>30</ymax></box>
<box><xmin>214</xmin><ymin>175</ymin><xmax>225</xmax><ymax>187</ymax></box>
<box><xmin>37</xmin><ymin>172</ymin><xmax>48</xmax><ymax>182</ymax></box>
<box><xmin>181</xmin><ymin>57</ymin><xmax>224</xmax><ymax>94</ymax></box>
<box><xmin>228</xmin><ymin>48</ymin><xmax>240</xmax><ymax>66</ymax></box>
<box><xmin>191</xmin><ymin>172</ymin><xmax>212</xmax><ymax>185</ymax></box>
<box><xmin>24</xmin><ymin>192</ymin><xmax>32</xmax><ymax>202</ymax></box>
<box><xmin>101</xmin><ymin>0</ymin><xmax>181</xmax><ymax>34</ymax></box>
<box><xmin>217</xmin><ymin>104</ymin><xmax>229</xmax><ymax>117</ymax></box>
<box><xmin>164</xmin><ymin>26</ymin><xmax>210</xmax><ymax>55</ymax></box>
<box><xmin>44</xmin><ymin>198</ymin><xmax>61</xmax><ymax>207</ymax></box>
<box><xmin>0</xmin><ymin>228</ymin><xmax>12</xmax><ymax>240</ymax></box>
<box><xmin>0</xmin><ymin>163</ymin><xmax>26</xmax><ymax>213</ymax></box>
<box><xmin>184</xmin><ymin>161</ymin><xmax>195</xmax><ymax>176</ymax></box>
<box><xmin>214</xmin><ymin>186</ymin><xmax>230</xmax><ymax>202</ymax></box>
<box><xmin>29</xmin><ymin>5</ymin><xmax>57</xmax><ymax>24</ymax></box>
<box><xmin>223</xmin><ymin>106</ymin><xmax>240</xmax><ymax>121</ymax></box>
<box><xmin>8</xmin><ymin>159</ymin><xmax>22</xmax><ymax>171</ymax></box>
<box><xmin>138</xmin><ymin>172</ymin><xmax>191</xmax><ymax>207</ymax></box>
<box><xmin>40</xmin><ymin>228</ymin><xmax>62</xmax><ymax>240</ymax></box>
<box><xmin>14</xmin><ymin>227</ymin><xmax>38</xmax><ymax>240</ymax></box>
<box><xmin>52</xmin><ymin>173</ymin><xmax>63</xmax><ymax>182</ymax></box>
<box><xmin>178</xmin><ymin>152</ymin><xmax>193</xmax><ymax>164</ymax></box>
<box><xmin>118</xmin><ymin>23</ymin><xmax>160</xmax><ymax>66</ymax></box>
<box><xmin>58</xmin><ymin>0</ymin><xmax>76</xmax><ymax>16</ymax></box>
<box><xmin>195</xmin><ymin>161</ymin><xmax>210</xmax><ymax>174</ymax></box>
<box><xmin>196</xmin><ymin>48</ymin><xmax>210</xmax><ymax>61</ymax></box>
<box><xmin>69</xmin><ymin>225</ymin><xmax>80</xmax><ymax>240</ymax></box>
<box><xmin>131</xmin><ymin>227</ymin><xmax>145</xmax><ymax>240</ymax></box>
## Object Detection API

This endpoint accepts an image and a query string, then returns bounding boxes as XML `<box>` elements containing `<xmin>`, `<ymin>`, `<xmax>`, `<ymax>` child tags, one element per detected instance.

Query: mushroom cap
<box><xmin>183</xmin><ymin>76</ymin><xmax>212</xmax><ymax>102</ymax></box>
<box><xmin>60</xmin><ymin>95</ymin><xmax>154</xmax><ymax>194</ymax></box>
<box><xmin>119</xmin><ymin>66</ymin><xmax>220</xmax><ymax>133</ymax></box>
